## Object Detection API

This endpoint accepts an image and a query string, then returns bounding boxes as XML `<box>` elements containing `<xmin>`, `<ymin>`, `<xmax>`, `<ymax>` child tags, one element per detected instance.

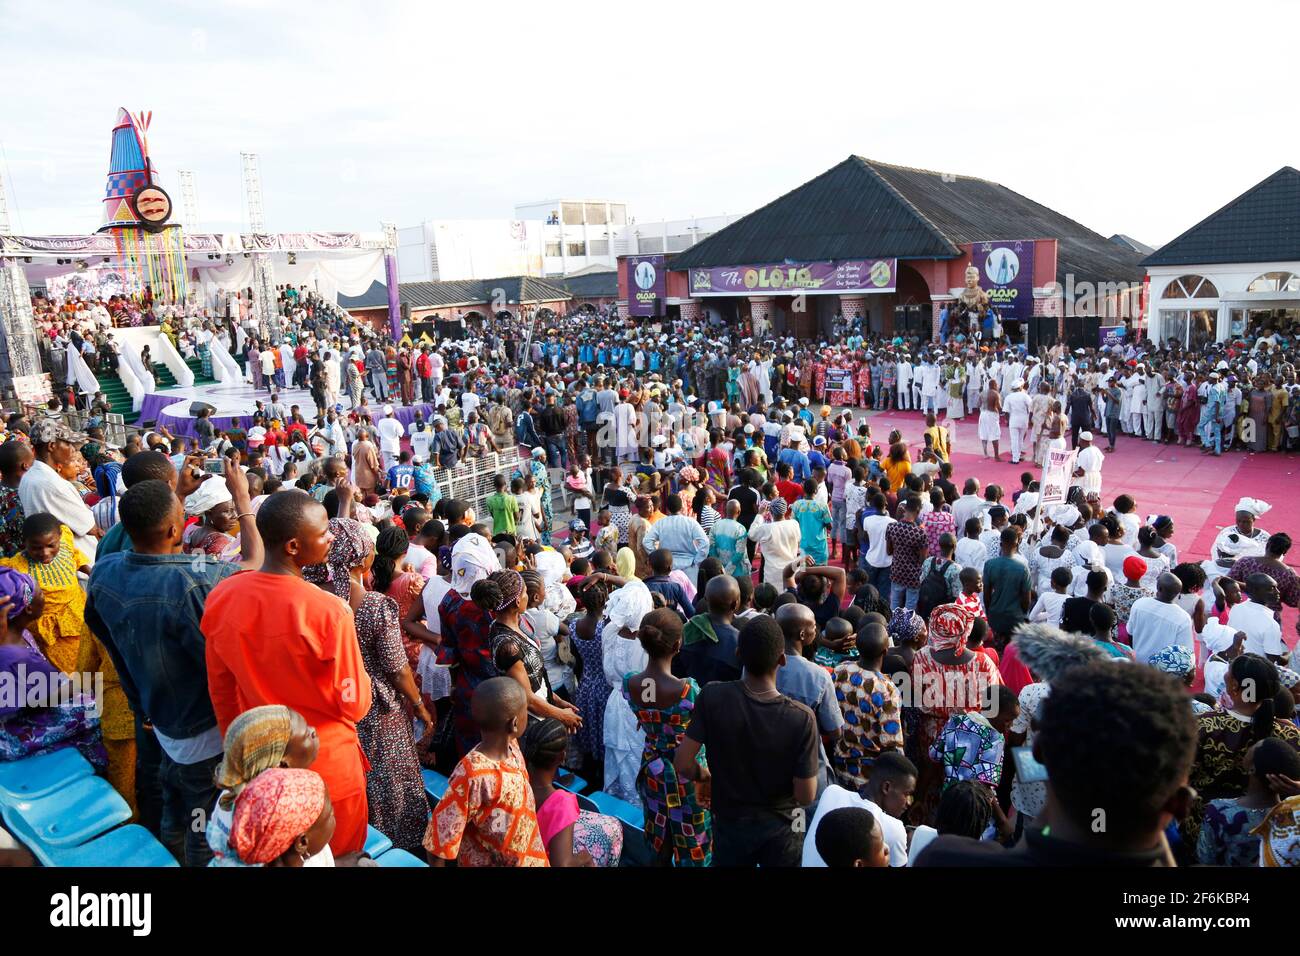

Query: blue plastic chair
<box><xmin>374</xmin><ymin>847</ymin><xmax>428</xmax><ymax>868</ymax></box>
<box><xmin>0</xmin><ymin>749</ymin><xmax>94</xmax><ymax>805</ymax></box>
<box><xmin>364</xmin><ymin>825</ymin><xmax>393</xmax><ymax>858</ymax></box>
<box><xmin>421</xmin><ymin>768</ymin><xmax>449</xmax><ymax>801</ymax></box>
<box><xmin>5</xmin><ymin>816</ymin><xmax>177</xmax><ymax>867</ymax></box>
<box><xmin>554</xmin><ymin>770</ymin><xmax>588</xmax><ymax>794</ymax></box>
<box><xmin>586</xmin><ymin>791</ymin><xmax>645</xmax><ymax>832</ymax></box>
<box><xmin>2</xmin><ymin>775</ymin><xmax>131</xmax><ymax>847</ymax></box>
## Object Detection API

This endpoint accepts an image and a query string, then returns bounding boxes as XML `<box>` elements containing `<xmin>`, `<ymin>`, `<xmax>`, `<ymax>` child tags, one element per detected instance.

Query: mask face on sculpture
<box><xmin>132</xmin><ymin>185</ymin><xmax>173</xmax><ymax>231</ymax></box>
<box><xmin>965</xmin><ymin>265</ymin><xmax>980</xmax><ymax>289</ymax></box>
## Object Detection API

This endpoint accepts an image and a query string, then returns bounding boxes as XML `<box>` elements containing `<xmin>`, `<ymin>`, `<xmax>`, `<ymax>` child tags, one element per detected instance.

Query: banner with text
<box><xmin>971</xmin><ymin>240</ymin><xmax>1035</xmax><ymax>322</ymax></box>
<box><xmin>1100</xmin><ymin>325</ymin><xmax>1126</xmax><ymax>347</ymax></box>
<box><xmin>689</xmin><ymin>258</ymin><xmax>897</xmax><ymax>296</ymax></box>
<box><xmin>626</xmin><ymin>254</ymin><xmax>666</xmax><ymax>317</ymax></box>
<box><xmin>1040</xmin><ymin>448</ymin><xmax>1078</xmax><ymax>507</ymax></box>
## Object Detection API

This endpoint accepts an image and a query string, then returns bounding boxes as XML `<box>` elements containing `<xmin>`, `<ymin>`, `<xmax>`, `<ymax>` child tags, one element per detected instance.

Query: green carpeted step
<box><xmin>183</xmin><ymin>356</ymin><xmax>217</xmax><ymax>385</ymax></box>
<box><xmin>152</xmin><ymin>363</ymin><xmax>178</xmax><ymax>388</ymax></box>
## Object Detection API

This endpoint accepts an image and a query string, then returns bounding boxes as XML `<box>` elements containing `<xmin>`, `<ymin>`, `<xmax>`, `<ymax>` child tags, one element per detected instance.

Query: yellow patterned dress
<box><xmin>0</xmin><ymin>526</ymin><xmax>89</xmax><ymax>675</ymax></box>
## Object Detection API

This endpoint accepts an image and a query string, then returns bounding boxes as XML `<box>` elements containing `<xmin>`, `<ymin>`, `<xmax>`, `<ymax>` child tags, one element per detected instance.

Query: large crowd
<box><xmin>2</xmin><ymin>287</ymin><xmax>1300</xmax><ymax>869</ymax></box>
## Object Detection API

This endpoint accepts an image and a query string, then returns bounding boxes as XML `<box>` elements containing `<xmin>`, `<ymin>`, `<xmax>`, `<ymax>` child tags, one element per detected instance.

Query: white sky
<box><xmin>2</xmin><ymin>0</ymin><xmax>1296</xmax><ymax>249</ymax></box>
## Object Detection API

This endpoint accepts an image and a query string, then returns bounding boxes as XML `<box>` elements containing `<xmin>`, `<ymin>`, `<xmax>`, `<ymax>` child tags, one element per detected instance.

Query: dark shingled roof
<box><xmin>671</xmin><ymin>156</ymin><xmax>1145</xmax><ymax>285</ymax></box>
<box><xmin>338</xmin><ymin>275</ymin><xmax>573</xmax><ymax>312</ymax></box>
<box><xmin>551</xmin><ymin>271</ymin><xmax>618</xmax><ymax>299</ymax></box>
<box><xmin>1142</xmin><ymin>167</ymin><xmax>1300</xmax><ymax>267</ymax></box>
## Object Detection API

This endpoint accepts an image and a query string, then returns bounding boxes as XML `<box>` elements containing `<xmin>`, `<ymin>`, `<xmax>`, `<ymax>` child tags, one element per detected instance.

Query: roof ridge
<box><xmin>1143</xmin><ymin>166</ymin><xmax>1300</xmax><ymax>266</ymax></box>
<box><xmin>855</xmin><ymin>155</ymin><xmax>998</xmax><ymax>187</ymax></box>
<box><xmin>854</xmin><ymin>157</ymin><xmax>962</xmax><ymax>255</ymax></box>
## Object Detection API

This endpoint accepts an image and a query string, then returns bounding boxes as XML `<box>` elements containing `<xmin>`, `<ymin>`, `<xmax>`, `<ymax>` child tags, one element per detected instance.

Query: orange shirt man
<box><xmin>202</xmin><ymin>490</ymin><xmax>373</xmax><ymax>855</ymax></box>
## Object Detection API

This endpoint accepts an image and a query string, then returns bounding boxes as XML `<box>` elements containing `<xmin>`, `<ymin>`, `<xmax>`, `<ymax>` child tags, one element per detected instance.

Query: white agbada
<box><xmin>1076</xmin><ymin>444</ymin><xmax>1104</xmax><ymax>496</ymax></box>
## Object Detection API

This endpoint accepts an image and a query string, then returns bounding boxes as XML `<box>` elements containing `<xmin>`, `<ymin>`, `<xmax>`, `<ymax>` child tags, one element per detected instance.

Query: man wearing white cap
<box><xmin>896</xmin><ymin>353</ymin><xmax>913</xmax><ymax>411</ymax></box>
<box><xmin>1005</xmin><ymin>379</ymin><xmax>1033</xmax><ymax>464</ymax></box>
<box><xmin>1073</xmin><ymin>431</ymin><xmax>1104</xmax><ymax>498</ymax></box>
<box><xmin>1142</xmin><ymin>364</ymin><xmax>1165</xmax><ymax>442</ymax></box>
<box><xmin>376</xmin><ymin>404</ymin><xmax>404</xmax><ymax>472</ymax></box>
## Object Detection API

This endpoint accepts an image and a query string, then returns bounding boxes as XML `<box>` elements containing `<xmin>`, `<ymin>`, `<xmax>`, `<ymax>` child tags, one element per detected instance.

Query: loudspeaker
<box><xmin>188</xmin><ymin>401</ymin><xmax>217</xmax><ymax>417</ymax></box>
<box><xmin>400</xmin><ymin>302</ymin><xmax>410</xmax><ymax>323</ymax></box>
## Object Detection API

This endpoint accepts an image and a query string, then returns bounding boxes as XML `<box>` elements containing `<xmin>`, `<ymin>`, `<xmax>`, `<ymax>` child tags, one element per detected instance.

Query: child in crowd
<box><xmin>485</xmin><ymin>474</ymin><xmax>518</xmax><ymax>536</ymax></box>
<box><xmin>1029</xmin><ymin>566</ymin><xmax>1073</xmax><ymax>625</ymax></box>
<box><xmin>813</xmin><ymin>807</ymin><xmax>890</xmax><ymax>868</ymax></box>
<box><xmin>423</xmin><ymin>676</ymin><xmax>549</xmax><ymax>867</ymax></box>
<box><xmin>955</xmin><ymin>566</ymin><xmax>984</xmax><ymax>619</ymax></box>
<box><xmin>520</xmin><ymin>718</ymin><xmax>623</xmax><ymax>867</ymax></box>
<box><xmin>966</xmin><ymin>617</ymin><xmax>998</xmax><ymax>667</ymax></box>
<box><xmin>0</xmin><ymin>513</ymin><xmax>92</xmax><ymax>674</ymax></box>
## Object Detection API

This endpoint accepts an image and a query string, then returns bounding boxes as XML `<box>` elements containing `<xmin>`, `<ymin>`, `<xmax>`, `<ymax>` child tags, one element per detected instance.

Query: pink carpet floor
<box><xmin>862</xmin><ymin>408</ymin><xmax>1300</xmax><ymax>647</ymax></box>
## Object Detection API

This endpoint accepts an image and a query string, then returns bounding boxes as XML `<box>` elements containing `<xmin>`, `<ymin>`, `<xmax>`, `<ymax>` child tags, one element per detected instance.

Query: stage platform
<box><xmin>133</xmin><ymin>380</ymin><xmax>436</xmax><ymax>440</ymax></box>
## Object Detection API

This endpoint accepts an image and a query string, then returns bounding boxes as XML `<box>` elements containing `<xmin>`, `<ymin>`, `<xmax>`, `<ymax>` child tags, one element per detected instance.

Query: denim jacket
<box><xmin>85</xmin><ymin>552</ymin><xmax>240</xmax><ymax>740</ymax></box>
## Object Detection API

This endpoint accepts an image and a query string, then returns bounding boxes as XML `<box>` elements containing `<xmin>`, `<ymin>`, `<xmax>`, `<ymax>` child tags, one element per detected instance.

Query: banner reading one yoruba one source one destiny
<box><xmin>689</xmin><ymin>258</ymin><xmax>897</xmax><ymax>296</ymax></box>
<box><xmin>971</xmin><ymin>240</ymin><xmax>1035</xmax><ymax>322</ymax></box>
<box><xmin>627</xmin><ymin>254</ymin><xmax>666</xmax><ymax>316</ymax></box>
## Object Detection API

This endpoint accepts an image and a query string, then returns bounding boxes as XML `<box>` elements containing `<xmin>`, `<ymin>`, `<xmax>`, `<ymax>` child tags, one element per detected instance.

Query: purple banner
<box><xmin>626</xmin><ymin>254</ymin><xmax>666</xmax><ymax>316</ymax></box>
<box><xmin>688</xmin><ymin>258</ymin><xmax>897</xmax><ymax>296</ymax></box>
<box><xmin>970</xmin><ymin>240</ymin><xmax>1034</xmax><ymax>322</ymax></box>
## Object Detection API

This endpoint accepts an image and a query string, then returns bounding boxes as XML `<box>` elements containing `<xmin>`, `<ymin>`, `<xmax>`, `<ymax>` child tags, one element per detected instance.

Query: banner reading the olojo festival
<box><xmin>689</xmin><ymin>258</ymin><xmax>897</xmax><ymax>296</ymax></box>
<box><xmin>1040</xmin><ymin>448</ymin><xmax>1078</xmax><ymax>508</ymax></box>
<box><xmin>971</xmin><ymin>240</ymin><xmax>1034</xmax><ymax>322</ymax></box>
<box><xmin>626</xmin><ymin>254</ymin><xmax>666</xmax><ymax>317</ymax></box>
<box><xmin>1099</xmin><ymin>325</ymin><xmax>1126</xmax><ymax>348</ymax></box>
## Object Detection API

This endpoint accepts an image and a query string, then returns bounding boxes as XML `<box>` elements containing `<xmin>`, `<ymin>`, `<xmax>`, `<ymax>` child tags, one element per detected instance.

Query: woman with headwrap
<box><xmin>0</xmin><ymin>568</ymin><xmax>106</xmax><ymax>769</ymax></box>
<box><xmin>909</xmin><ymin>603</ymin><xmax>1003</xmax><ymax>823</ymax></box>
<box><xmin>206</xmin><ymin>704</ymin><xmax>320</xmax><ymax>866</ymax></box>
<box><xmin>230</xmin><ymin>767</ymin><xmax>336</xmax><ymax>867</ymax></box>
<box><xmin>311</xmin><ymin>517</ymin><xmax>432</xmax><ymax>853</ymax></box>
<box><xmin>472</xmin><ymin>569</ymin><xmax>581</xmax><ymax>732</ymax></box>
<box><xmin>181</xmin><ymin>478</ymin><xmax>242</xmax><ymax>562</ymax></box>
<box><xmin>1207</xmin><ymin>498</ymin><xmax>1272</xmax><ymax>580</ymax></box>
<box><xmin>601</xmin><ymin>580</ymin><xmax>654</xmax><ymax>807</ymax></box>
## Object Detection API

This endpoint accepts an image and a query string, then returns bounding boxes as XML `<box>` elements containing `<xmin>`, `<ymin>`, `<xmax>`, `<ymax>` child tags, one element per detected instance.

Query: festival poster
<box><xmin>971</xmin><ymin>240</ymin><xmax>1035</xmax><ymax>322</ymax></box>
<box><xmin>626</xmin><ymin>254</ymin><xmax>666</xmax><ymax>317</ymax></box>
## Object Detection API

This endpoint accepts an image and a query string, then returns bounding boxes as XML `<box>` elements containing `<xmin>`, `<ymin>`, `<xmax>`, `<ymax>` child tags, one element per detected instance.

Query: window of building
<box><xmin>637</xmin><ymin>236</ymin><xmax>664</xmax><ymax>254</ymax></box>
<box><xmin>566</xmin><ymin>241</ymin><xmax>586</xmax><ymax>257</ymax></box>
<box><xmin>1161</xmin><ymin>275</ymin><xmax>1218</xmax><ymax>299</ymax></box>
<box><xmin>587</xmin><ymin>239</ymin><xmax>609</xmax><ymax>256</ymax></box>
<box><xmin>584</xmin><ymin>203</ymin><xmax>607</xmax><ymax>225</ymax></box>
<box><xmin>1158</xmin><ymin>308</ymin><xmax>1217</xmax><ymax>350</ymax></box>
<box><xmin>1247</xmin><ymin>271</ymin><xmax>1300</xmax><ymax>293</ymax></box>
<box><xmin>666</xmin><ymin>233</ymin><xmax>695</xmax><ymax>253</ymax></box>
<box><xmin>561</xmin><ymin>203</ymin><xmax>583</xmax><ymax>226</ymax></box>
<box><xmin>544</xmin><ymin>241</ymin><xmax>562</xmax><ymax>258</ymax></box>
<box><xmin>610</xmin><ymin>204</ymin><xmax>627</xmax><ymax>226</ymax></box>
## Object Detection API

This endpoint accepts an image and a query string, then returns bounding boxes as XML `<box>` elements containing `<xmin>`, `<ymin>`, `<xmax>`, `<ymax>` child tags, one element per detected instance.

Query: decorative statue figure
<box><xmin>953</xmin><ymin>264</ymin><xmax>990</xmax><ymax>334</ymax></box>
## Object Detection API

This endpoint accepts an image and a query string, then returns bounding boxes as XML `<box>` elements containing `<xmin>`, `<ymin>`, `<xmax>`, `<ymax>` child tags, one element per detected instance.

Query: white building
<box><xmin>397</xmin><ymin>201</ymin><xmax>746</xmax><ymax>283</ymax></box>
<box><xmin>1143</xmin><ymin>167</ymin><xmax>1300</xmax><ymax>349</ymax></box>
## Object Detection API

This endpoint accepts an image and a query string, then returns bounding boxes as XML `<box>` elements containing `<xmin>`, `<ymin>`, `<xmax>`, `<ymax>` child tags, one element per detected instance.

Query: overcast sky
<box><xmin>2</xmin><ymin>0</ymin><xmax>1296</xmax><ymax>249</ymax></box>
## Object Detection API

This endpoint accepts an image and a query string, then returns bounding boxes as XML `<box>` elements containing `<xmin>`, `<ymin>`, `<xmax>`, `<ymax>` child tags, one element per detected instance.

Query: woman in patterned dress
<box><xmin>563</xmin><ymin>398</ymin><xmax>582</xmax><ymax>467</ymax></box>
<box><xmin>569</xmin><ymin>585</ymin><xmax>610</xmax><ymax>772</ymax></box>
<box><xmin>622</xmin><ymin>607</ymin><xmax>712</xmax><ymax>866</ymax></box>
<box><xmin>312</xmin><ymin>518</ymin><xmax>432</xmax><ymax>853</ymax></box>
<box><xmin>909</xmin><ymin>603</ymin><xmax>1002</xmax><ymax>825</ymax></box>
<box><xmin>699</xmin><ymin>430</ymin><xmax>731</xmax><ymax>499</ymax></box>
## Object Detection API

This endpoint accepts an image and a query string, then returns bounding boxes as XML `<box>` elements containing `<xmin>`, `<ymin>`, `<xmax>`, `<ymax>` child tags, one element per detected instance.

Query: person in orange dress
<box><xmin>424</xmin><ymin>676</ymin><xmax>549</xmax><ymax>867</ymax></box>
<box><xmin>202</xmin><ymin>489</ymin><xmax>373</xmax><ymax>856</ymax></box>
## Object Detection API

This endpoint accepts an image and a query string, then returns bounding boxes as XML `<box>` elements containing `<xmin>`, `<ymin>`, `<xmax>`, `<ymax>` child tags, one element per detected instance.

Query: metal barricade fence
<box><xmin>428</xmin><ymin>445</ymin><xmax>522</xmax><ymax>516</ymax></box>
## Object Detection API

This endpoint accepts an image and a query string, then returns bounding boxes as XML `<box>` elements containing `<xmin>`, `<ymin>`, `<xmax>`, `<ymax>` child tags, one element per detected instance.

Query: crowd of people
<box><xmin>2</xmin><ymin>288</ymin><xmax>1299</xmax><ymax>869</ymax></box>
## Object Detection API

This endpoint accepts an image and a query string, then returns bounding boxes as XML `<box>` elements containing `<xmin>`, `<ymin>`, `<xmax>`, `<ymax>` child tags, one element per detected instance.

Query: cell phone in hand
<box><xmin>1012</xmin><ymin>745</ymin><xmax>1048</xmax><ymax>783</ymax></box>
<box><xmin>203</xmin><ymin>458</ymin><xmax>225</xmax><ymax>475</ymax></box>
